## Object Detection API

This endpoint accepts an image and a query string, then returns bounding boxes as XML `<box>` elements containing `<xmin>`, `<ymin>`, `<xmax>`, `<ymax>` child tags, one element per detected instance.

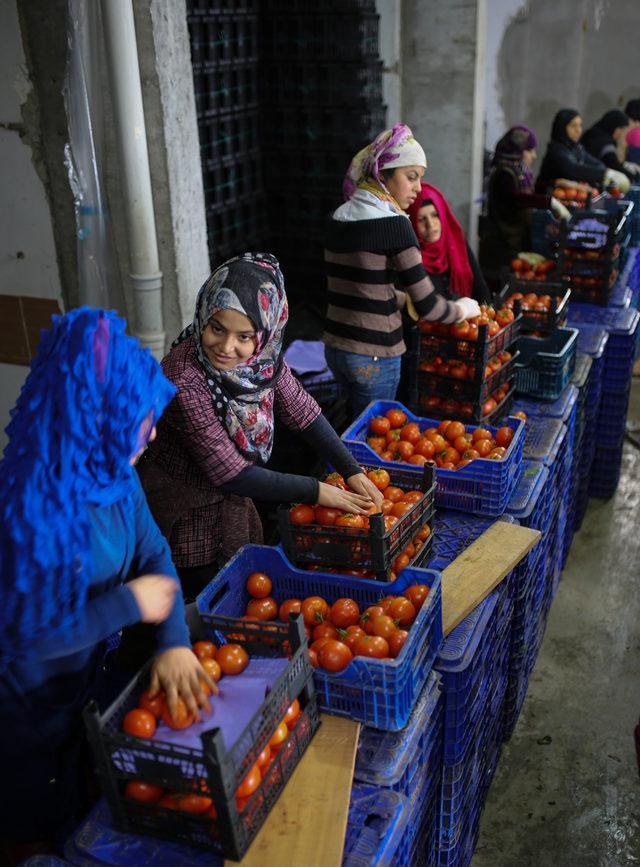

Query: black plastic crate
<box><xmin>260</xmin><ymin>13</ymin><xmax>379</xmax><ymax>61</ymax></box>
<box><xmin>416</xmin><ymin>349</ymin><xmax>519</xmax><ymax>405</ymax></box>
<box><xmin>497</xmin><ymin>279</ymin><xmax>570</xmax><ymax>334</ymax></box>
<box><xmin>188</xmin><ymin>0</ymin><xmax>258</xmax><ymax>13</ymax></box>
<box><xmin>260</xmin><ymin>60</ymin><xmax>383</xmax><ymax>106</ymax></box>
<box><xmin>198</xmin><ymin>111</ymin><xmax>259</xmax><ymax>164</ymax></box>
<box><xmin>202</xmin><ymin>150</ymin><xmax>263</xmax><ymax>206</ymax></box>
<box><xmin>85</xmin><ymin>614</ymin><xmax>318</xmax><ymax>861</ymax></box>
<box><xmin>277</xmin><ymin>464</ymin><xmax>436</xmax><ymax>580</ymax></box>
<box><xmin>412</xmin><ymin>382</ymin><xmax>517</xmax><ymax>426</ymax></box>
<box><xmin>260</xmin><ymin>103</ymin><xmax>387</xmax><ymax>151</ymax></box>
<box><xmin>193</xmin><ymin>64</ymin><xmax>259</xmax><ymax>117</ymax></box>
<box><xmin>417</xmin><ymin>311</ymin><xmax>521</xmax><ymax>366</ymax></box>
<box><xmin>558</xmin><ymin>199</ymin><xmax>633</xmax><ymax>255</ymax></box>
<box><xmin>188</xmin><ymin>14</ymin><xmax>258</xmax><ymax>67</ymax></box>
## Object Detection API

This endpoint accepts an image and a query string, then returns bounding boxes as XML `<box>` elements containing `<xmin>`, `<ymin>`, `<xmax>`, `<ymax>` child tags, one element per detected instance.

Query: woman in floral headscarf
<box><xmin>138</xmin><ymin>252</ymin><xmax>382</xmax><ymax>597</ymax></box>
<box><xmin>479</xmin><ymin>125</ymin><xmax>569</xmax><ymax>281</ymax></box>
<box><xmin>323</xmin><ymin>124</ymin><xmax>480</xmax><ymax>418</ymax></box>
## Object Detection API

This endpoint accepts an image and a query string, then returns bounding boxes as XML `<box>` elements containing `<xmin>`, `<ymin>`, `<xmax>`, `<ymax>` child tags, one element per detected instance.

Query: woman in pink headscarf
<box><xmin>408</xmin><ymin>182</ymin><xmax>491</xmax><ymax>304</ymax></box>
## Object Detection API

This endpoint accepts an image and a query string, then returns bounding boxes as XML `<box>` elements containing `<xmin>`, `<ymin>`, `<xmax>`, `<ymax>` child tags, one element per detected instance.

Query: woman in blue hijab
<box><xmin>0</xmin><ymin>308</ymin><xmax>213</xmax><ymax>857</ymax></box>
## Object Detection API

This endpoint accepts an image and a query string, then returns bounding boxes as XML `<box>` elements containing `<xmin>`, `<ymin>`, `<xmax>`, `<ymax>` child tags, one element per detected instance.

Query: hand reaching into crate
<box><xmin>149</xmin><ymin>646</ymin><xmax>218</xmax><ymax>722</ymax></box>
<box><xmin>317</xmin><ymin>480</ymin><xmax>376</xmax><ymax>514</ymax></box>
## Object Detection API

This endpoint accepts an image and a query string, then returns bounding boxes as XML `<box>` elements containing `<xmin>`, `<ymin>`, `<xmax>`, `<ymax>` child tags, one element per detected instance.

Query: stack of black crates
<box><xmin>186</xmin><ymin>0</ymin><xmax>387</xmax><ymax>309</ymax></box>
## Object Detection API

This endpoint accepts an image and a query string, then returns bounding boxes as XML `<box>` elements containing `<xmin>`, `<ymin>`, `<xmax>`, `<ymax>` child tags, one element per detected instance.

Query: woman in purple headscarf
<box><xmin>479</xmin><ymin>125</ymin><xmax>568</xmax><ymax>280</ymax></box>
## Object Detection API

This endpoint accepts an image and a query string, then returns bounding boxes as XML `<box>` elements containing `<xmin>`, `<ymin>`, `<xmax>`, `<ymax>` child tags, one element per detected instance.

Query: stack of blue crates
<box><xmin>623</xmin><ymin>186</ymin><xmax>640</xmax><ymax>245</ymax></box>
<box><xmin>568</xmin><ymin>352</ymin><xmax>593</xmax><ymax>532</ymax></box>
<box><xmin>343</xmin><ymin>785</ymin><xmax>410</xmax><ymax>867</ymax></box>
<box><xmin>352</xmin><ymin>672</ymin><xmax>443</xmax><ymax>866</ymax></box>
<box><xmin>568</xmin><ymin>305</ymin><xmax>640</xmax><ymax>497</ymax></box>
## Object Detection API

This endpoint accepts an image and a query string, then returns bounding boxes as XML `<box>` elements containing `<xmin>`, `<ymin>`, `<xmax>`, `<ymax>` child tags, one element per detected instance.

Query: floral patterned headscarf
<box><xmin>173</xmin><ymin>252</ymin><xmax>288</xmax><ymax>463</ymax></box>
<box><xmin>343</xmin><ymin>123</ymin><xmax>427</xmax><ymax>213</ymax></box>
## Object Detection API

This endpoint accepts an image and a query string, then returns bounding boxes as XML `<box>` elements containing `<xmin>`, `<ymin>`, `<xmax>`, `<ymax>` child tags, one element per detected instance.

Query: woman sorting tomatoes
<box><xmin>322</xmin><ymin>123</ymin><xmax>480</xmax><ymax>419</ymax></box>
<box><xmin>0</xmin><ymin>309</ymin><xmax>214</xmax><ymax>862</ymax></box>
<box><xmin>138</xmin><ymin>252</ymin><xmax>382</xmax><ymax>599</ymax></box>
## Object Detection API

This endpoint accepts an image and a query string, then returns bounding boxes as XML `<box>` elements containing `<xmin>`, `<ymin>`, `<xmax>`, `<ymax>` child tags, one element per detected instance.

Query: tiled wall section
<box><xmin>0</xmin><ymin>295</ymin><xmax>62</xmax><ymax>365</ymax></box>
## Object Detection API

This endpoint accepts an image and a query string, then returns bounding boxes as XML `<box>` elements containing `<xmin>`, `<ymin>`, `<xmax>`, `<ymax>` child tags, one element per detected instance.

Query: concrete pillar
<box><xmin>401</xmin><ymin>0</ymin><xmax>487</xmax><ymax>248</ymax></box>
<box><xmin>377</xmin><ymin>0</ymin><xmax>402</xmax><ymax>125</ymax></box>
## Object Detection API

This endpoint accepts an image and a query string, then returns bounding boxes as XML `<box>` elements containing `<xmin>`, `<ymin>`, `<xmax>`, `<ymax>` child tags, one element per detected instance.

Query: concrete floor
<box><xmin>474</xmin><ymin>380</ymin><xmax>640</xmax><ymax>867</ymax></box>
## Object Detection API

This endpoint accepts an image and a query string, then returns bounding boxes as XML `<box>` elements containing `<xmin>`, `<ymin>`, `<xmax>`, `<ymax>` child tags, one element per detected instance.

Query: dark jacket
<box><xmin>536</xmin><ymin>140</ymin><xmax>606</xmax><ymax>191</ymax></box>
<box><xmin>581</xmin><ymin>110</ymin><xmax>633</xmax><ymax>179</ymax></box>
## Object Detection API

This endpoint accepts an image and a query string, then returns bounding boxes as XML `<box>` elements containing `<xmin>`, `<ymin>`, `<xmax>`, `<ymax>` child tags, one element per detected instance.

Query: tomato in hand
<box><xmin>123</xmin><ymin>708</ymin><xmax>156</xmax><ymax>739</ymax></box>
<box><xmin>192</xmin><ymin>641</ymin><xmax>216</xmax><ymax>662</ymax></box>
<box><xmin>318</xmin><ymin>639</ymin><xmax>353</xmax><ymax>672</ymax></box>
<box><xmin>160</xmin><ymin>698</ymin><xmax>194</xmax><ymax>731</ymax></box>
<box><xmin>216</xmin><ymin>643</ymin><xmax>249</xmax><ymax>676</ymax></box>
<box><xmin>246</xmin><ymin>572</ymin><xmax>272</xmax><ymax>599</ymax></box>
<box><xmin>246</xmin><ymin>597</ymin><xmax>278</xmax><ymax>621</ymax></box>
<box><xmin>125</xmin><ymin>780</ymin><xmax>164</xmax><ymax>802</ymax></box>
<box><xmin>290</xmin><ymin>504</ymin><xmax>315</xmax><ymax>525</ymax></box>
<box><xmin>138</xmin><ymin>689</ymin><xmax>165</xmax><ymax>719</ymax></box>
<box><xmin>329</xmin><ymin>597</ymin><xmax>360</xmax><ymax>628</ymax></box>
<box><xmin>301</xmin><ymin>596</ymin><xmax>330</xmax><ymax>626</ymax></box>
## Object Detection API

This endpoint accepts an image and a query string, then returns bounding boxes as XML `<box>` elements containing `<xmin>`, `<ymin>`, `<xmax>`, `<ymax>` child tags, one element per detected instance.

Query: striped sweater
<box><xmin>323</xmin><ymin>213</ymin><xmax>461</xmax><ymax>357</ymax></box>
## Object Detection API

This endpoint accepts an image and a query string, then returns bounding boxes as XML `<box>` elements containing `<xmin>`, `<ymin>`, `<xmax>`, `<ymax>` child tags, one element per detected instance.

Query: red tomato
<box><xmin>393</xmin><ymin>440</ymin><xmax>415</xmax><ymax>460</ymax></box>
<box><xmin>408</xmin><ymin>454</ymin><xmax>428</xmax><ymax>466</ymax></box>
<box><xmin>361</xmin><ymin>605</ymin><xmax>385</xmax><ymax>634</ymax></box>
<box><xmin>125</xmin><ymin>780</ymin><xmax>164</xmax><ymax>802</ymax></box>
<box><xmin>278</xmin><ymin>598</ymin><xmax>302</xmax><ymax>621</ymax></box>
<box><xmin>308</xmin><ymin>647</ymin><xmax>319</xmax><ymax>668</ymax></box>
<box><xmin>343</xmin><ymin>625</ymin><xmax>366</xmax><ymax>653</ymax></box>
<box><xmin>494</xmin><ymin>426</ymin><xmax>514</xmax><ymax>448</ymax></box>
<box><xmin>246</xmin><ymin>597</ymin><xmax>278</xmax><ymax>621</ymax></box>
<box><xmin>246</xmin><ymin>572</ymin><xmax>272</xmax><ymax>599</ymax></box>
<box><xmin>472</xmin><ymin>427</ymin><xmax>491</xmax><ymax>442</ymax></box>
<box><xmin>391</xmin><ymin>501</ymin><xmax>412</xmax><ymax>519</ymax></box>
<box><xmin>123</xmin><ymin>708</ymin><xmax>156</xmax><ymax>739</ymax></box>
<box><xmin>366</xmin><ymin>468</ymin><xmax>391</xmax><ymax>491</ymax></box>
<box><xmin>289</xmin><ymin>504</ymin><xmax>315</xmax><ymax>525</ymax></box>
<box><xmin>283</xmin><ymin>698</ymin><xmax>301</xmax><ymax>728</ymax></box>
<box><xmin>138</xmin><ymin>689</ymin><xmax>165</xmax><ymax>719</ymax></box>
<box><xmin>236</xmin><ymin>764</ymin><xmax>262</xmax><ymax>799</ymax></box>
<box><xmin>512</xmin><ymin>411</ymin><xmax>527</xmax><ymax>422</ymax></box>
<box><xmin>201</xmin><ymin>657</ymin><xmax>222</xmax><ymax>685</ymax></box>
<box><xmin>414</xmin><ymin>437</ymin><xmax>436</xmax><ymax>458</ymax></box>
<box><xmin>269</xmin><ymin>721</ymin><xmax>289</xmax><ymax>748</ymax></box>
<box><xmin>330</xmin><ymin>598</ymin><xmax>360</xmax><ymax>628</ymax></box>
<box><xmin>392</xmin><ymin>553</ymin><xmax>411</xmax><ymax>574</ymax></box>
<box><xmin>425</xmin><ymin>432</ymin><xmax>447</xmax><ymax>451</ymax></box>
<box><xmin>370</xmin><ymin>415</ymin><xmax>391</xmax><ymax>435</ymax></box>
<box><xmin>178</xmin><ymin>793</ymin><xmax>213</xmax><ymax>814</ymax></box>
<box><xmin>353</xmin><ymin>635</ymin><xmax>390</xmax><ymax>659</ymax></box>
<box><xmin>380</xmin><ymin>498</ymin><xmax>394</xmax><ymax>515</ymax></box>
<box><xmin>318</xmin><ymin>639</ymin><xmax>353</xmax><ymax>672</ymax></box>
<box><xmin>387</xmin><ymin>597</ymin><xmax>417</xmax><ymax>627</ymax></box>
<box><xmin>450</xmin><ymin>320</ymin><xmax>470</xmax><ymax>337</ymax></box>
<box><xmin>160</xmin><ymin>698</ymin><xmax>194</xmax><ymax>731</ymax></box>
<box><xmin>312</xmin><ymin>622</ymin><xmax>339</xmax><ymax>641</ymax></box>
<box><xmin>489</xmin><ymin>447</ymin><xmax>507</xmax><ymax>459</ymax></box>
<box><xmin>315</xmin><ymin>506</ymin><xmax>340</xmax><ymax>526</ymax></box>
<box><xmin>369</xmin><ymin>614</ymin><xmax>398</xmax><ymax>641</ymax></box>
<box><xmin>482</xmin><ymin>398</ymin><xmax>497</xmax><ymax>416</ymax></box>
<box><xmin>367</xmin><ymin>435</ymin><xmax>386</xmax><ymax>453</ymax></box>
<box><xmin>382</xmin><ymin>485</ymin><xmax>404</xmax><ymax>503</ymax></box>
<box><xmin>384</xmin><ymin>515</ymin><xmax>399</xmax><ymax>532</ymax></box>
<box><xmin>335</xmin><ymin>513</ymin><xmax>365</xmax><ymax>530</ymax></box>
<box><xmin>400</xmin><ymin>422</ymin><xmax>421</xmax><ymax>444</ymax></box>
<box><xmin>443</xmin><ymin>421</ymin><xmax>465</xmax><ymax>442</ymax></box>
<box><xmin>475</xmin><ymin>439</ymin><xmax>493</xmax><ymax>457</ymax></box>
<box><xmin>442</xmin><ymin>446</ymin><xmax>461</xmax><ymax>466</ymax></box>
<box><xmin>388</xmin><ymin>630</ymin><xmax>409</xmax><ymax>658</ymax></box>
<box><xmin>403</xmin><ymin>490</ymin><xmax>423</xmax><ymax>505</ymax></box>
<box><xmin>415</xmin><ymin>524</ymin><xmax>432</xmax><ymax>542</ymax></box>
<box><xmin>216</xmin><ymin>644</ymin><xmax>249</xmax><ymax>676</ymax></box>
<box><xmin>301</xmin><ymin>596</ymin><xmax>330</xmax><ymax>626</ymax></box>
<box><xmin>386</xmin><ymin>408</ymin><xmax>407</xmax><ymax>428</ymax></box>
<box><xmin>324</xmin><ymin>472</ymin><xmax>346</xmax><ymax>489</ymax></box>
<box><xmin>256</xmin><ymin>744</ymin><xmax>271</xmax><ymax>769</ymax></box>
<box><xmin>403</xmin><ymin>585</ymin><xmax>430</xmax><ymax>611</ymax></box>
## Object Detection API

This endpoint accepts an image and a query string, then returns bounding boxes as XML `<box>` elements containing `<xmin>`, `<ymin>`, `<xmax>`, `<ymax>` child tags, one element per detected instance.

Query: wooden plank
<box><xmin>441</xmin><ymin>521</ymin><xmax>541</xmax><ymax>636</ymax></box>
<box><xmin>228</xmin><ymin>714</ymin><xmax>359</xmax><ymax>867</ymax></box>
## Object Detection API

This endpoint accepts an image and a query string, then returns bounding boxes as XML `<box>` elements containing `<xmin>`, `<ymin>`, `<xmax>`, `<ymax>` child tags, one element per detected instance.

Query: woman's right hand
<box><xmin>454</xmin><ymin>297</ymin><xmax>481</xmax><ymax>321</ymax></box>
<box><xmin>317</xmin><ymin>481</ymin><xmax>375</xmax><ymax>515</ymax></box>
<box><xmin>127</xmin><ymin>574</ymin><xmax>178</xmax><ymax>623</ymax></box>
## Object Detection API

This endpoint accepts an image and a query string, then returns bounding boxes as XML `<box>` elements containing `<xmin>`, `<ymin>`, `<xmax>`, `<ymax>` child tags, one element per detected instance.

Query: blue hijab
<box><xmin>0</xmin><ymin>308</ymin><xmax>176</xmax><ymax>659</ymax></box>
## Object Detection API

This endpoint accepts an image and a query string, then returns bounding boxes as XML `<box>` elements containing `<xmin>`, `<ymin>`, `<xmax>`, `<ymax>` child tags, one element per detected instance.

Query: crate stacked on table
<box><xmin>568</xmin><ymin>305</ymin><xmax>640</xmax><ymax>498</ymax></box>
<box><xmin>433</xmin><ymin>579</ymin><xmax>512</xmax><ymax>867</ymax></box>
<box><xmin>556</xmin><ymin>198</ymin><xmax>634</xmax><ymax>306</ymax></box>
<box><xmin>622</xmin><ymin>185</ymin><xmax>640</xmax><ymax>245</ymax></box>
<box><xmin>186</xmin><ymin>1</ymin><xmax>269</xmax><ymax>263</ymax></box>
<box><xmin>410</xmin><ymin>313</ymin><xmax>522</xmax><ymax>424</ymax></box>
<box><xmin>504</xmin><ymin>461</ymin><xmax>553</xmax><ymax>735</ymax></box>
<box><xmin>259</xmin><ymin>0</ymin><xmax>386</xmax><ymax>304</ymax></box>
<box><xmin>520</xmin><ymin>416</ymin><xmax>570</xmax><ymax>605</ymax></box>
<box><xmin>515</xmin><ymin>327</ymin><xmax>578</xmax><ymax>400</ymax></box>
<box><xmin>513</xmin><ymin>383</ymin><xmax>578</xmax><ymax>567</ymax></box>
<box><xmin>340</xmin><ymin>400</ymin><xmax>525</xmax><ymax>517</ymax></box>
<box><xmin>568</xmin><ymin>352</ymin><xmax>593</xmax><ymax>531</ymax></box>
<box><xmin>497</xmin><ymin>277</ymin><xmax>570</xmax><ymax>335</ymax></box>
<box><xmin>342</xmin><ymin>785</ymin><xmax>410</xmax><ymax>867</ymax></box>
<box><xmin>350</xmin><ymin>672</ymin><xmax>443</xmax><ymax>866</ymax></box>
<box><xmin>85</xmin><ymin>610</ymin><xmax>317</xmax><ymax>860</ymax></box>
<box><xmin>196</xmin><ymin>545</ymin><xmax>443</xmax><ymax>731</ymax></box>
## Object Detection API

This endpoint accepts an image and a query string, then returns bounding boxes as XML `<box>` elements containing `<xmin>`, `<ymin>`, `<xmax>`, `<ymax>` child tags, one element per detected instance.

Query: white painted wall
<box><xmin>0</xmin><ymin>0</ymin><xmax>63</xmax><ymax>452</ymax></box>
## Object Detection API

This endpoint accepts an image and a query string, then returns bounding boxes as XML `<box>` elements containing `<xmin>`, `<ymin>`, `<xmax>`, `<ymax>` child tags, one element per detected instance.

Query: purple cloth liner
<box><xmin>284</xmin><ymin>340</ymin><xmax>329</xmax><ymax>376</ymax></box>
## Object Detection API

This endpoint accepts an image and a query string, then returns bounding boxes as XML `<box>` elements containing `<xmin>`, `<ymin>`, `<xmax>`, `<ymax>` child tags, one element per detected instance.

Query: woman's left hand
<box><xmin>149</xmin><ymin>646</ymin><xmax>218</xmax><ymax>722</ymax></box>
<box><xmin>346</xmin><ymin>472</ymin><xmax>384</xmax><ymax>507</ymax></box>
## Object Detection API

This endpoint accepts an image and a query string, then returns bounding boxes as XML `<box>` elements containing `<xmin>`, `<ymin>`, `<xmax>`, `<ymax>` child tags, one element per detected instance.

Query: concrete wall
<box><xmin>377</xmin><ymin>0</ymin><xmax>402</xmax><ymax>125</ymax></box>
<box><xmin>484</xmin><ymin>0</ymin><xmax>640</xmax><ymax>165</ymax></box>
<box><xmin>401</xmin><ymin>0</ymin><xmax>487</xmax><ymax>243</ymax></box>
<box><xmin>0</xmin><ymin>0</ymin><xmax>64</xmax><ymax>452</ymax></box>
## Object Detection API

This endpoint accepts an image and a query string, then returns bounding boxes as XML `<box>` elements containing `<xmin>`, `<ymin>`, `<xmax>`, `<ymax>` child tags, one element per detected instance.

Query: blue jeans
<box><xmin>325</xmin><ymin>346</ymin><xmax>402</xmax><ymax>419</ymax></box>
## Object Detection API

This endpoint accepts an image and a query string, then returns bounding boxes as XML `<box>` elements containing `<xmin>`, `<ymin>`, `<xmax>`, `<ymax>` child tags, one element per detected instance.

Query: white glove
<box><xmin>604</xmin><ymin>168</ymin><xmax>630</xmax><ymax>194</ymax></box>
<box><xmin>623</xmin><ymin>161</ymin><xmax>640</xmax><ymax>177</ymax></box>
<box><xmin>550</xmin><ymin>196</ymin><xmax>571</xmax><ymax>222</ymax></box>
<box><xmin>454</xmin><ymin>297</ymin><xmax>481</xmax><ymax>321</ymax></box>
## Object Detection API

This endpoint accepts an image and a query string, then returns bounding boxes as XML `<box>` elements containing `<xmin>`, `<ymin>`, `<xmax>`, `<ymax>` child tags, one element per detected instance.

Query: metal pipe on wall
<box><xmin>100</xmin><ymin>0</ymin><xmax>165</xmax><ymax>358</ymax></box>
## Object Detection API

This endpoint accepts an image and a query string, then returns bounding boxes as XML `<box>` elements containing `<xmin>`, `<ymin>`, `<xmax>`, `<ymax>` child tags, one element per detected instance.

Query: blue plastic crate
<box><xmin>64</xmin><ymin>800</ymin><xmax>222</xmax><ymax>867</ymax></box>
<box><xmin>570</xmin><ymin>353</ymin><xmax>592</xmax><ymax>447</ymax></box>
<box><xmin>435</xmin><ymin>583</ymin><xmax>512</xmax><ymax>766</ymax></box>
<box><xmin>608</xmin><ymin>280</ymin><xmax>632</xmax><ymax>308</ymax></box>
<box><xmin>196</xmin><ymin>545</ymin><xmax>443</xmax><ymax>731</ymax></box>
<box><xmin>597</xmin><ymin>384</ymin><xmax>633</xmax><ymax>446</ymax></box>
<box><xmin>530</xmin><ymin>207</ymin><xmax>560</xmax><ymax>257</ymax></box>
<box><xmin>515</xmin><ymin>327</ymin><xmax>578</xmax><ymax>400</ymax></box>
<box><xmin>343</xmin><ymin>784</ymin><xmax>410</xmax><ymax>867</ymax></box>
<box><xmin>513</xmin><ymin>382</ymin><xmax>578</xmax><ymax>452</ymax></box>
<box><xmin>430</xmin><ymin>511</ymin><xmax>517</xmax><ymax>572</ymax></box>
<box><xmin>567</xmin><ymin>306</ymin><xmax>640</xmax><ymax>389</ymax></box>
<box><xmin>340</xmin><ymin>400</ymin><xmax>525</xmax><ymax>516</ymax></box>
<box><xmin>505</xmin><ymin>460</ymin><xmax>552</xmax><ymax>531</ymax></box>
<box><xmin>521</xmin><ymin>416</ymin><xmax>566</xmax><ymax>474</ymax></box>
<box><xmin>589</xmin><ymin>437</ymin><xmax>625</xmax><ymax>499</ymax></box>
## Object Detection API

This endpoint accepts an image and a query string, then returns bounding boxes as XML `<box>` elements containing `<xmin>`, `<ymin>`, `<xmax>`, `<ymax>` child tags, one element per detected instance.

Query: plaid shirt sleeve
<box><xmin>274</xmin><ymin>362</ymin><xmax>322</xmax><ymax>432</ymax></box>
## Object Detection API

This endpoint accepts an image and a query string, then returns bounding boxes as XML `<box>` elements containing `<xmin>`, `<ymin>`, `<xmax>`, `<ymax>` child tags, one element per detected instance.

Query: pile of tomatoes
<box><xmin>510</xmin><ymin>258</ymin><xmax>556</xmax><ymax>281</ymax></box>
<box><xmin>503</xmin><ymin>291</ymin><xmax>558</xmax><ymax>315</ymax></box>
<box><xmin>418</xmin><ymin>304</ymin><xmax>515</xmax><ymax>339</ymax></box>
<box><xmin>552</xmin><ymin>186</ymin><xmax>594</xmax><ymax>207</ymax></box>
<box><xmin>122</xmin><ymin>696</ymin><xmax>305</xmax><ymax>820</ymax></box>
<box><xmin>121</xmin><ymin>640</ymin><xmax>249</xmax><ymax>739</ymax></box>
<box><xmin>241</xmin><ymin>570</ymin><xmax>431</xmax><ymax>673</ymax></box>
<box><xmin>419</xmin><ymin>349</ymin><xmax>513</xmax><ymax>384</ymax></box>
<box><xmin>367</xmin><ymin>408</ymin><xmax>521</xmax><ymax>470</ymax></box>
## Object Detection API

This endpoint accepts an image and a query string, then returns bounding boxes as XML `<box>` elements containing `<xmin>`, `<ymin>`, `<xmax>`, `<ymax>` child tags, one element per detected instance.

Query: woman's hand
<box><xmin>346</xmin><ymin>472</ymin><xmax>384</xmax><ymax>508</ymax></box>
<box><xmin>149</xmin><ymin>646</ymin><xmax>218</xmax><ymax>721</ymax></box>
<box><xmin>317</xmin><ymin>481</ymin><xmax>374</xmax><ymax>515</ymax></box>
<box><xmin>127</xmin><ymin>574</ymin><xmax>178</xmax><ymax>623</ymax></box>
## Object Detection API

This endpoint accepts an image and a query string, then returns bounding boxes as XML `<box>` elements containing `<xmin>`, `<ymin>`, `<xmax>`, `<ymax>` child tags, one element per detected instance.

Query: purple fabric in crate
<box><xmin>284</xmin><ymin>340</ymin><xmax>328</xmax><ymax>375</ymax></box>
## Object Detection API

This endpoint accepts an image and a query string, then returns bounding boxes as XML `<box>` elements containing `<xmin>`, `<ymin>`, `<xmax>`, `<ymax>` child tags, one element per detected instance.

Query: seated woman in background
<box><xmin>323</xmin><ymin>123</ymin><xmax>479</xmax><ymax>418</ymax></box>
<box><xmin>408</xmin><ymin>182</ymin><xmax>492</xmax><ymax>304</ymax></box>
<box><xmin>479</xmin><ymin>125</ymin><xmax>569</xmax><ymax>282</ymax></box>
<box><xmin>536</xmin><ymin>108</ymin><xmax>628</xmax><ymax>193</ymax></box>
<box><xmin>581</xmin><ymin>108</ymin><xmax>639</xmax><ymax>182</ymax></box>
<box><xmin>138</xmin><ymin>252</ymin><xmax>381</xmax><ymax>599</ymax></box>
<box><xmin>624</xmin><ymin>99</ymin><xmax>640</xmax><ymax>164</ymax></box>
